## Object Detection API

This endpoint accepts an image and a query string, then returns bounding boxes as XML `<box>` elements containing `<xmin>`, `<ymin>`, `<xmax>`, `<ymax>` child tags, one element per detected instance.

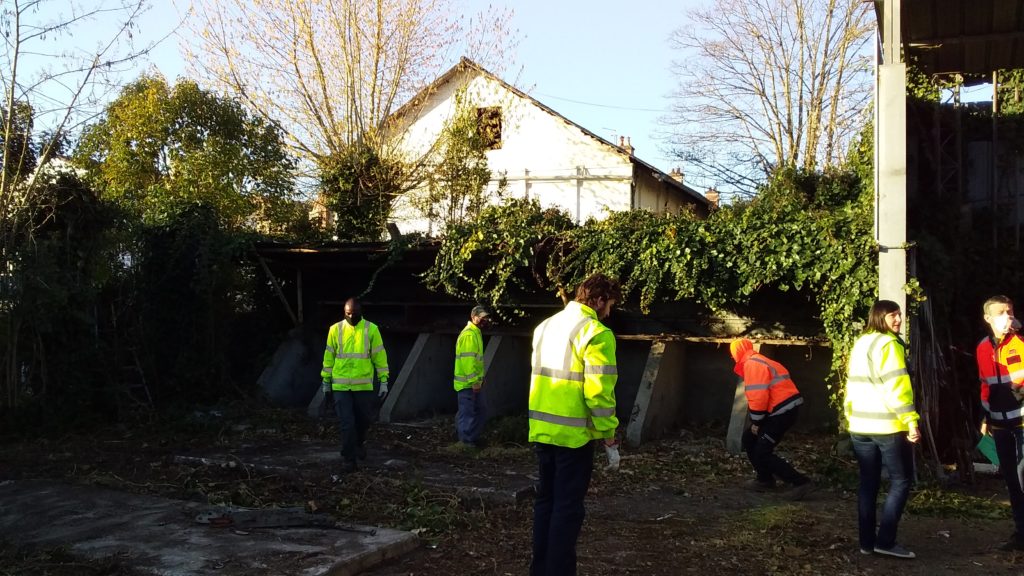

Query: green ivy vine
<box><xmin>425</xmin><ymin>167</ymin><xmax>881</xmax><ymax>402</ymax></box>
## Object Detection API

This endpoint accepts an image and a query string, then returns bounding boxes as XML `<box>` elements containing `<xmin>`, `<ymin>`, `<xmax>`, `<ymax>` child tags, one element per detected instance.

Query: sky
<box><xmin>75</xmin><ymin>0</ymin><xmax>997</xmax><ymax>192</ymax></box>
<box><xmin>127</xmin><ymin>0</ymin><xmax>706</xmax><ymax>184</ymax></box>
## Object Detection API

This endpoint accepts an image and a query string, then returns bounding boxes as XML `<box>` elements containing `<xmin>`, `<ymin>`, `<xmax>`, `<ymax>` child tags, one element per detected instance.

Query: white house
<box><xmin>387</xmin><ymin>58</ymin><xmax>710</xmax><ymax>236</ymax></box>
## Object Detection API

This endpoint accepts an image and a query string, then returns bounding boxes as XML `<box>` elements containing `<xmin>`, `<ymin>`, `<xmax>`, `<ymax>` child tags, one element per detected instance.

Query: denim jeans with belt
<box><xmin>850</xmin><ymin>432</ymin><xmax>914</xmax><ymax>550</ymax></box>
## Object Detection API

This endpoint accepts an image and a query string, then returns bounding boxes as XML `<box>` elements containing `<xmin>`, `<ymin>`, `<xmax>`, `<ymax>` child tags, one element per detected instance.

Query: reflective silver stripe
<box><xmin>750</xmin><ymin>357</ymin><xmax>790</xmax><ymax>388</ymax></box>
<box><xmin>378</xmin><ymin>366</ymin><xmax>389</xmax><ymax>373</ymax></box>
<box><xmin>532</xmin><ymin>366</ymin><xmax>584</xmax><ymax>382</ymax></box>
<box><xmin>371</xmin><ymin>345</ymin><xmax>385</xmax><ymax>355</ymax></box>
<box><xmin>750</xmin><ymin>413</ymin><xmax>765</xmax><ymax>421</ymax></box>
<box><xmin>879</xmin><ymin>368</ymin><xmax>909</xmax><ymax>381</ymax></box>
<box><xmin>332</xmin><ymin>377</ymin><xmax>373</xmax><ymax>385</ymax></box>
<box><xmin>325</xmin><ymin>345</ymin><xmax>335</xmax><ymax>353</ymax></box>
<box><xmin>849</xmin><ymin>410</ymin><xmax>899</xmax><ymax>421</ymax></box>
<box><xmin>454</xmin><ymin>372</ymin><xmax>479</xmax><ymax>382</ymax></box>
<box><xmin>529</xmin><ymin>409</ymin><xmax>591</xmax><ymax>428</ymax></box>
<box><xmin>892</xmin><ymin>403</ymin><xmax>916</xmax><ymax>414</ymax></box>
<box><xmin>990</xmin><ymin>408</ymin><xmax>1023</xmax><ymax>420</ymax></box>
<box><xmin>533</xmin><ymin>315</ymin><xmax>592</xmax><ymax>378</ymax></box>
<box><xmin>338</xmin><ymin>321</ymin><xmax>373</xmax><ymax>359</ymax></box>
<box><xmin>986</xmin><ymin>376</ymin><xmax>1003</xmax><ymax>384</ymax></box>
<box><xmin>771</xmin><ymin>397</ymin><xmax>803</xmax><ymax>416</ymax></box>
<box><xmin>457</xmin><ymin>352</ymin><xmax>481</xmax><ymax>359</ymax></box>
<box><xmin>590</xmin><ymin>407</ymin><xmax>615</xmax><ymax>417</ymax></box>
<box><xmin>585</xmin><ymin>365</ymin><xmax>617</xmax><ymax>375</ymax></box>
<box><xmin>564</xmin><ymin>317</ymin><xmax>592</xmax><ymax>368</ymax></box>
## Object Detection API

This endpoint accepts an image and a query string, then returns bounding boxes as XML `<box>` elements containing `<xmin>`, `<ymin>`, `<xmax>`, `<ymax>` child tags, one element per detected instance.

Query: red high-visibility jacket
<box><xmin>977</xmin><ymin>333</ymin><xmax>1024</xmax><ymax>428</ymax></box>
<box><xmin>734</xmin><ymin>350</ymin><xmax>803</xmax><ymax>422</ymax></box>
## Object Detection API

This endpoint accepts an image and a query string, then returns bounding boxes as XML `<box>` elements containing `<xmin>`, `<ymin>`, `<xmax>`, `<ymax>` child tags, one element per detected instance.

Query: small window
<box><xmin>476</xmin><ymin>107</ymin><xmax>502</xmax><ymax>150</ymax></box>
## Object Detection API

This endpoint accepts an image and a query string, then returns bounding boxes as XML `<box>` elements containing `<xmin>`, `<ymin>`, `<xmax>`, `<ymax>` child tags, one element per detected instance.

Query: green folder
<box><xmin>977</xmin><ymin>435</ymin><xmax>1000</xmax><ymax>466</ymax></box>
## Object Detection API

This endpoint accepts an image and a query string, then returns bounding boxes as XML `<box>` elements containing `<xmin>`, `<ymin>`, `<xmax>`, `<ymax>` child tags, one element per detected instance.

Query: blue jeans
<box><xmin>851</xmin><ymin>432</ymin><xmax>914</xmax><ymax>550</ymax></box>
<box><xmin>991</xmin><ymin>427</ymin><xmax>1024</xmax><ymax>534</ymax></box>
<box><xmin>531</xmin><ymin>442</ymin><xmax>594</xmax><ymax>576</ymax></box>
<box><xmin>456</xmin><ymin>388</ymin><xmax>486</xmax><ymax>444</ymax></box>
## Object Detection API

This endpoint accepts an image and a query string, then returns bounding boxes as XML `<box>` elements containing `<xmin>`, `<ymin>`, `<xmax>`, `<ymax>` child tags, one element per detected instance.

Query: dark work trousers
<box><xmin>741</xmin><ymin>407</ymin><xmax>808</xmax><ymax>486</ymax></box>
<box><xmin>333</xmin><ymin>390</ymin><xmax>375</xmax><ymax>464</ymax></box>
<box><xmin>992</xmin><ymin>426</ymin><xmax>1024</xmax><ymax>535</ymax></box>
<box><xmin>531</xmin><ymin>442</ymin><xmax>595</xmax><ymax>576</ymax></box>
<box><xmin>456</xmin><ymin>388</ymin><xmax>486</xmax><ymax>444</ymax></box>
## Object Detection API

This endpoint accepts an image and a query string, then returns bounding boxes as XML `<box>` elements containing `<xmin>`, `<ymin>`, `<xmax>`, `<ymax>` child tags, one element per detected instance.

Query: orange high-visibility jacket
<box><xmin>977</xmin><ymin>333</ymin><xmax>1024</xmax><ymax>428</ymax></box>
<box><xmin>734</xmin><ymin>351</ymin><xmax>803</xmax><ymax>422</ymax></box>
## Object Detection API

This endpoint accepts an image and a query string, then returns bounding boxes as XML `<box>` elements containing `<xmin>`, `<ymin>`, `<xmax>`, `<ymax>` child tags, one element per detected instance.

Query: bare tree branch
<box><xmin>663</xmin><ymin>0</ymin><xmax>872</xmax><ymax>195</ymax></box>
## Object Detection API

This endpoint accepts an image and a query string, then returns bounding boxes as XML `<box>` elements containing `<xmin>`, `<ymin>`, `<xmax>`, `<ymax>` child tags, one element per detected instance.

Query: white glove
<box><xmin>378</xmin><ymin>381</ymin><xmax>389</xmax><ymax>398</ymax></box>
<box><xmin>604</xmin><ymin>444</ymin><xmax>621</xmax><ymax>471</ymax></box>
<box><xmin>322</xmin><ymin>381</ymin><xmax>331</xmax><ymax>394</ymax></box>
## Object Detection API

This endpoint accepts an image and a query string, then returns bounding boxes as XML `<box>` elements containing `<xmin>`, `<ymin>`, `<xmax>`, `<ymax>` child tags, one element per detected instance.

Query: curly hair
<box><xmin>574</xmin><ymin>273</ymin><xmax>623</xmax><ymax>308</ymax></box>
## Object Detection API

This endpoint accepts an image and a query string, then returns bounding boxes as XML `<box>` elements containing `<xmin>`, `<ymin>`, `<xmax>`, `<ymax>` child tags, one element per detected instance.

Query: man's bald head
<box><xmin>344</xmin><ymin>298</ymin><xmax>363</xmax><ymax>325</ymax></box>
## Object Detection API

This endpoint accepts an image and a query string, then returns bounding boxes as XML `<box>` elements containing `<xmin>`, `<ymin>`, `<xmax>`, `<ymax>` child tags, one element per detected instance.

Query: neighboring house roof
<box><xmin>389</xmin><ymin>57</ymin><xmax>710</xmax><ymax>209</ymax></box>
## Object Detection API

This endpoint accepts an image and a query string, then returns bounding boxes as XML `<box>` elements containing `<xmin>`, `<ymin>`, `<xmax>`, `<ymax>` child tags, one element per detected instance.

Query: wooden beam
<box><xmin>256</xmin><ymin>254</ymin><xmax>299</xmax><ymax>327</ymax></box>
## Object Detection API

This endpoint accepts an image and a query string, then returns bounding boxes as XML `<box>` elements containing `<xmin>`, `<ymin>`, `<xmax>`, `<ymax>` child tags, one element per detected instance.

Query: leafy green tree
<box><xmin>319</xmin><ymin>141</ymin><xmax>406</xmax><ymax>241</ymax></box>
<box><xmin>73</xmin><ymin>75</ymin><xmax>298</xmax><ymax>232</ymax></box>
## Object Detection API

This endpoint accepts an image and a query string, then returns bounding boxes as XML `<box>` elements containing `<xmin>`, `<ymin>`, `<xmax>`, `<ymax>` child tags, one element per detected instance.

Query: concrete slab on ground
<box><xmin>0</xmin><ymin>479</ymin><xmax>419</xmax><ymax>576</ymax></box>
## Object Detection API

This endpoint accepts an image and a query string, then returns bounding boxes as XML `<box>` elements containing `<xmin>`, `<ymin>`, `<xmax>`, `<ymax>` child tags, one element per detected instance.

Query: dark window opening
<box><xmin>476</xmin><ymin>107</ymin><xmax>502</xmax><ymax>150</ymax></box>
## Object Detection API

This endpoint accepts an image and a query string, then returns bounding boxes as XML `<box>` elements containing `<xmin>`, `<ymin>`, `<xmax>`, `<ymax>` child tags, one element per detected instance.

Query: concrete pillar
<box><xmin>725</xmin><ymin>376</ymin><xmax>748</xmax><ymax>455</ymax></box>
<box><xmin>625</xmin><ymin>341</ymin><xmax>687</xmax><ymax>447</ymax></box>
<box><xmin>876</xmin><ymin>0</ymin><xmax>908</xmax><ymax>323</ymax></box>
<box><xmin>379</xmin><ymin>333</ymin><xmax>456</xmax><ymax>423</ymax></box>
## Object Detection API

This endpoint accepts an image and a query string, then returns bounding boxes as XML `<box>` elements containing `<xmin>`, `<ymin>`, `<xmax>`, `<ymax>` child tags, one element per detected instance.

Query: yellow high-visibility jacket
<box><xmin>454</xmin><ymin>321</ymin><xmax>484</xmax><ymax>392</ymax></box>
<box><xmin>321</xmin><ymin>319</ymin><xmax>389</xmax><ymax>392</ymax></box>
<box><xmin>844</xmin><ymin>331</ymin><xmax>919</xmax><ymax>434</ymax></box>
<box><xmin>528</xmin><ymin>301</ymin><xmax>618</xmax><ymax>448</ymax></box>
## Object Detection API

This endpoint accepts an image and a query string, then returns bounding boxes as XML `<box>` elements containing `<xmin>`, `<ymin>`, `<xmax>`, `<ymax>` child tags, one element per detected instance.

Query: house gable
<box><xmin>388</xmin><ymin>58</ymin><xmax>708</xmax><ymax>235</ymax></box>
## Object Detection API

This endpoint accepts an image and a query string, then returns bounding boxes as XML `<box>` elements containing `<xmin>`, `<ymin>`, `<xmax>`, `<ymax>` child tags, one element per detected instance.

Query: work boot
<box><xmin>999</xmin><ymin>533</ymin><xmax>1024</xmax><ymax>551</ymax></box>
<box><xmin>742</xmin><ymin>478</ymin><xmax>775</xmax><ymax>492</ymax></box>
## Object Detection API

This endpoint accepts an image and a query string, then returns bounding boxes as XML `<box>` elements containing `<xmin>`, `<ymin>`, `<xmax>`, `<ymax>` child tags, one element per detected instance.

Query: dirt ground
<box><xmin>3</xmin><ymin>406</ymin><xmax>1024</xmax><ymax>576</ymax></box>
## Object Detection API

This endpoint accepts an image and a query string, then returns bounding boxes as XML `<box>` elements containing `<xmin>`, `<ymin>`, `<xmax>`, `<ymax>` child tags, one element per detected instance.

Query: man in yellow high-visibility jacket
<box><xmin>454</xmin><ymin>305</ymin><xmax>492</xmax><ymax>447</ymax></box>
<box><xmin>321</xmin><ymin>298</ymin><xmax>389</xmax><ymax>474</ymax></box>
<box><xmin>529</xmin><ymin>273</ymin><xmax>621</xmax><ymax>576</ymax></box>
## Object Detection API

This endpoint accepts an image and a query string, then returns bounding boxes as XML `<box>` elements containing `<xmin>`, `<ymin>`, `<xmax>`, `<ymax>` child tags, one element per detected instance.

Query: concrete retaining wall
<box><xmin>268</xmin><ymin>327</ymin><xmax>835</xmax><ymax>446</ymax></box>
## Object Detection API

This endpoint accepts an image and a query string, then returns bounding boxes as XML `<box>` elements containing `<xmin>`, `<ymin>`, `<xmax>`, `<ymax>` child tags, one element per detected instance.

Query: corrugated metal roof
<box><xmin>878</xmin><ymin>0</ymin><xmax>1024</xmax><ymax>83</ymax></box>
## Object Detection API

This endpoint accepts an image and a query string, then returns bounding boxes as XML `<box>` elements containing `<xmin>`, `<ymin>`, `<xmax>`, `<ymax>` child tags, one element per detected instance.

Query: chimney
<box><xmin>704</xmin><ymin>187</ymin><xmax>720</xmax><ymax>208</ymax></box>
<box><xmin>668</xmin><ymin>167</ymin><xmax>684</xmax><ymax>183</ymax></box>
<box><xmin>624</xmin><ymin>136</ymin><xmax>634</xmax><ymax>156</ymax></box>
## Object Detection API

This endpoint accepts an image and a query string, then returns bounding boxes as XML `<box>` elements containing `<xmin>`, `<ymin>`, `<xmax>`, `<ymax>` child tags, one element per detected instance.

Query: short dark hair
<box><xmin>574</xmin><ymin>273</ymin><xmax>622</xmax><ymax>308</ymax></box>
<box><xmin>983</xmin><ymin>295</ymin><xmax>1013</xmax><ymax>316</ymax></box>
<box><xmin>864</xmin><ymin>299</ymin><xmax>900</xmax><ymax>334</ymax></box>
